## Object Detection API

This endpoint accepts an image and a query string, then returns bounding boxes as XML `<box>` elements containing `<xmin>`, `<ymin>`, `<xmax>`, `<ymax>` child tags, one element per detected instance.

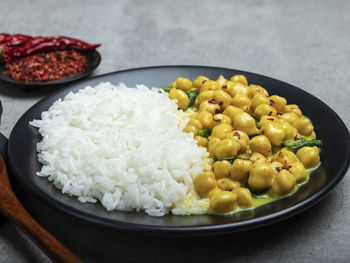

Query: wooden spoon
<box><xmin>0</xmin><ymin>156</ymin><xmax>82</xmax><ymax>263</ymax></box>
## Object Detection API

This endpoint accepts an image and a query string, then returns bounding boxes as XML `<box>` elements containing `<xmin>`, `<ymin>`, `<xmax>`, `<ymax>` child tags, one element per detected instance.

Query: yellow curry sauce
<box><xmin>165</xmin><ymin>74</ymin><xmax>322</xmax><ymax>215</ymax></box>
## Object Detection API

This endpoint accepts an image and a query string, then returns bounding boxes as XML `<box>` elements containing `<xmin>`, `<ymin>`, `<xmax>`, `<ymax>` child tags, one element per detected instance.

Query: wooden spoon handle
<box><xmin>0</xmin><ymin>191</ymin><xmax>82</xmax><ymax>263</ymax></box>
<box><xmin>0</xmin><ymin>158</ymin><xmax>82</xmax><ymax>263</ymax></box>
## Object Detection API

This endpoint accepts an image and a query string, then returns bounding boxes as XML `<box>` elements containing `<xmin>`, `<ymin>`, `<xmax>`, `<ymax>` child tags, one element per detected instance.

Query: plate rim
<box><xmin>0</xmin><ymin>50</ymin><xmax>101</xmax><ymax>87</ymax></box>
<box><xmin>7</xmin><ymin>65</ymin><xmax>350</xmax><ymax>235</ymax></box>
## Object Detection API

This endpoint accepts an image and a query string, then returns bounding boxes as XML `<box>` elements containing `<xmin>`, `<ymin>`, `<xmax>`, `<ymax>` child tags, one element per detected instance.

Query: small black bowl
<box><xmin>0</xmin><ymin>50</ymin><xmax>101</xmax><ymax>87</ymax></box>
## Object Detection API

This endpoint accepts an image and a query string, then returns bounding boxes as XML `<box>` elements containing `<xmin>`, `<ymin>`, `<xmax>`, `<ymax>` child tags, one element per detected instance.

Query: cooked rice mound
<box><xmin>30</xmin><ymin>82</ymin><xmax>207</xmax><ymax>216</ymax></box>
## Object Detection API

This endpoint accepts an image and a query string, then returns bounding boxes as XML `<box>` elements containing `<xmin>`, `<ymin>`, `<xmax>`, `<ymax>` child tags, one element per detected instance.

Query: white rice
<box><xmin>30</xmin><ymin>82</ymin><xmax>207</xmax><ymax>216</ymax></box>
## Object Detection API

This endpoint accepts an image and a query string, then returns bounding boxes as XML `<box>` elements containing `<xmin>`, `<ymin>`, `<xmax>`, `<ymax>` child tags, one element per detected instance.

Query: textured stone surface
<box><xmin>0</xmin><ymin>0</ymin><xmax>349</xmax><ymax>262</ymax></box>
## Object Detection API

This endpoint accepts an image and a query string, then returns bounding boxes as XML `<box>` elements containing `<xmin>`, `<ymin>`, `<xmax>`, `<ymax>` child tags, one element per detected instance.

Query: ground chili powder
<box><xmin>5</xmin><ymin>50</ymin><xmax>88</xmax><ymax>82</ymax></box>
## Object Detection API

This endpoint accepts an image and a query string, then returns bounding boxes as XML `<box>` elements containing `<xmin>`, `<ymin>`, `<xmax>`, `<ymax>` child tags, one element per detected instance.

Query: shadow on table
<box><xmin>0</xmin><ymin>79</ymin><xmax>66</xmax><ymax>99</ymax></box>
<box><xmin>1</xmin><ymin>175</ymin><xmax>339</xmax><ymax>263</ymax></box>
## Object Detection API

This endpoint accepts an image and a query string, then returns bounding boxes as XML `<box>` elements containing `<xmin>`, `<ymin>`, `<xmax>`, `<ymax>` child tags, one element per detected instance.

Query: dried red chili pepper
<box><xmin>0</xmin><ymin>34</ymin><xmax>100</xmax><ymax>62</ymax></box>
<box><xmin>5</xmin><ymin>50</ymin><xmax>88</xmax><ymax>82</ymax></box>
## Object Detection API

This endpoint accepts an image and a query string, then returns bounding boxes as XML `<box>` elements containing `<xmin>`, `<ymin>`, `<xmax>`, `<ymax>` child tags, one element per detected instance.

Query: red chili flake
<box><xmin>290</xmin><ymin>107</ymin><xmax>295</xmax><ymax>110</ymax></box>
<box><xmin>277</xmin><ymin>112</ymin><xmax>282</xmax><ymax>115</ymax></box>
<box><xmin>276</xmin><ymin>167</ymin><xmax>281</xmax><ymax>173</ymax></box>
<box><xmin>202</xmin><ymin>79</ymin><xmax>207</xmax><ymax>84</ymax></box>
<box><xmin>222</xmin><ymin>85</ymin><xmax>227</xmax><ymax>89</ymax></box>
<box><xmin>234</xmin><ymin>132</ymin><xmax>241</xmax><ymax>139</ymax></box>
<box><xmin>294</xmin><ymin>135</ymin><xmax>300</xmax><ymax>141</ymax></box>
<box><xmin>5</xmin><ymin>50</ymin><xmax>87</xmax><ymax>82</ymax></box>
<box><xmin>270</xmin><ymin>99</ymin><xmax>275</xmax><ymax>104</ymax></box>
<box><xmin>218</xmin><ymin>101</ymin><xmax>223</xmax><ymax>106</ymax></box>
<box><xmin>262</xmin><ymin>130</ymin><xmax>265</xmax><ymax>134</ymax></box>
<box><xmin>268</xmin><ymin>111</ymin><xmax>273</xmax><ymax>116</ymax></box>
<box><xmin>282</xmin><ymin>165</ymin><xmax>292</xmax><ymax>170</ymax></box>
<box><xmin>215</xmin><ymin>109</ymin><xmax>222</xmax><ymax>114</ymax></box>
<box><xmin>214</xmin><ymin>118</ymin><xmax>221</xmax><ymax>122</ymax></box>
<box><xmin>267</xmin><ymin>118</ymin><xmax>274</xmax><ymax>121</ymax></box>
<box><xmin>208</xmin><ymin>99</ymin><xmax>217</xmax><ymax>104</ymax></box>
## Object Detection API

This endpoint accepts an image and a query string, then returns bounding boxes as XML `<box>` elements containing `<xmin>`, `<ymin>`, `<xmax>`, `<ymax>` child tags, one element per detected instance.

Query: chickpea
<box><xmin>273</xmin><ymin>148</ymin><xmax>299</xmax><ymax>166</ymax></box>
<box><xmin>210</xmin><ymin>114</ymin><xmax>232</xmax><ymax>129</ymax></box>
<box><xmin>225</xmin><ymin>130</ymin><xmax>249</xmax><ymax>153</ymax></box>
<box><xmin>269</xmin><ymin>95</ymin><xmax>287</xmax><ymax>112</ymax></box>
<box><xmin>216</xmin><ymin>75</ymin><xmax>228</xmax><ymax>88</ymax></box>
<box><xmin>289</xmin><ymin>162</ymin><xmax>307</xmax><ymax>183</ymax></box>
<box><xmin>248</xmin><ymin>163</ymin><xmax>274</xmax><ymax>191</ymax></box>
<box><xmin>183</xmin><ymin>124</ymin><xmax>197</xmax><ymax>135</ymax></box>
<box><xmin>296</xmin><ymin>146</ymin><xmax>320</xmax><ymax>168</ymax></box>
<box><xmin>280</xmin><ymin>112</ymin><xmax>299</xmax><ymax>126</ymax></box>
<box><xmin>250</xmin><ymin>152</ymin><xmax>268</xmax><ymax>164</ymax></box>
<box><xmin>259</xmin><ymin>116</ymin><xmax>278</xmax><ymax>128</ymax></box>
<box><xmin>261</xmin><ymin>122</ymin><xmax>285</xmax><ymax>146</ymax></box>
<box><xmin>196</xmin><ymin>111</ymin><xmax>213</xmax><ymax>129</ymax></box>
<box><xmin>271</xmin><ymin>169</ymin><xmax>296</xmax><ymax>196</ymax></box>
<box><xmin>294</xmin><ymin>117</ymin><xmax>314</xmax><ymax>136</ymax></box>
<box><xmin>221</xmin><ymin>81</ymin><xmax>235</xmax><ymax>95</ymax></box>
<box><xmin>223</xmin><ymin>105</ymin><xmax>244</xmax><ymax>120</ymax></box>
<box><xmin>227</xmin><ymin>82</ymin><xmax>250</xmax><ymax>98</ymax></box>
<box><xmin>214</xmin><ymin>90</ymin><xmax>232</xmax><ymax>109</ymax></box>
<box><xmin>280</xmin><ymin>122</ymin><xmax>298</xmax><ymax>140</ymax></box>
<box><xmin>221</xmin><ymin>80</ymin><xmax>233</xmax><ymax>90</ymax></box>
<box><xmin>270</xmin><ymin>161</ymin><xmax>284</xmax><ymax>175</ymax></box>
<box><xmin>168</xmin><ymin>81</ymin><xmax>177</xmax><ymax>89</ymax></box>
<box><xmin>208</xmin><ymin>137</ymin><xmax>221</xmax><ymax>157</ymax></box>
<box><xmin>213</xmin><ymin>160</ymin><xmax>231</xmax><ymax>179</ymax></box>
<box><xmin>193</xmin><ymin>172</ymin><xmax>217</xmax><ymax>197</ymax></box>
<box><xmin>250</xmin><ymin>94</ymin><xmax>270</xmax><ymax>112</ymax></box>
<box><xmin>215</xmin><ymin>113</ymin><xmax>232</xmax><ymax>124</ymax></box>
<box><xmin>169</xmin><ymin>88</ymin><xmax>189</xmax><ymax>109</ymax></box>
<box><xmin>249</xmin><ymin>84</ymin><xmax>269</xmax><ymax>98</ymax></box>
<box><xmin>231</xmin><ymin>94</ymin><xmax>251</xmax><ymax>112</ymax></box>
<box><xmin>214</xmin><ymin>139</ymin><xmax>241</xmax><ymax>159</ymax></box>
<box><xmin>193</xmin><ymin>76</ymin><xmax>209</xmax><ymax>89</ymax></box>
<box><xmin>211</xmin><ymin>123</ymin><xmax>233</xmax><ymax>139</ymax></box>
<box><xmin>230</xmin><ymin>75</ymin><xmax>248</xmax><ymax>85</ymax></box>
<box><xmin>199</xmin><ymin>100</ymin><xmax>221</xmax><ymax>115</ymax></box>
<box><xmin>284</xmin><ymin>104</ymin><xmax>302</xmax><ymax>117</ymax></box>
<box><xmin>217</xmin><ymin>178</ymin><xmax>240</xmax><ymax>191</ymax></box>
<box><xmin>254</xmin><ymin>104</ymin><xmax>277</xmax><ymax>120</ymax></box>
<box><xmin>197</xmin><ymin>90</ymin><xmax>215</xmax><ymax>104</ymax></box>
<box><xmin>207</xmin><ymin>188</ymin><xmax>222</xmax><ymax>198</ymax></box>
<box><xmin>188</xmin><ymin>118</ymin><xmax>202</xmax><ymax>130</ymax></box>
<box><xmin>232</xmin><ymin>112</ymin><xmax>258</xmax><ymax>136</ymax></box>
<box><xmin>195</xmin><ymin>135</ymin><xmax>208</xmax><ymax>147</ymax></box>
<box><xmin>236</xmin><ymin>187</ymin><xmax>253</xmax><ymax>207</ymax></box>
<box><xmin>230</xmin><ymin>159</ymin><xmax>252</xmax><ymax>182</ymax></box>
<box><xmin>210</xmin><ymin>190</ymin><xmax>237</xmax><ymax>213</ymax></box>
<box><xmin>249</xmin><ymin>135</ymin><xmax>272</xmax><ymax>156</ymax></box>
<box><xmin>200</xmin><ymin>80</ymin><xmax>219</xmax><ymax>92</ymax></box>
<box><xmin>175</xmin><ymin>77</ymin><xmax>192</xmax><ymax>92</ymax></box>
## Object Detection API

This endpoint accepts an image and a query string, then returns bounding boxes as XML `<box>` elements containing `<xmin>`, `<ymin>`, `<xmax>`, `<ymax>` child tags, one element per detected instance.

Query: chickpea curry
<box><xmin>164</xmin><ymin>74</ymin><xmax>322</xmax><ymax>215</ymax></box>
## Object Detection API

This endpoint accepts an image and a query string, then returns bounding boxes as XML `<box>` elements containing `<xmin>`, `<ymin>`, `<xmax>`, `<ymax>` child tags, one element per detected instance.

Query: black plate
<box><xmin>7</xmin><ymin>66</ymin><xmax>350</xmax><ymax>236</ymax></box>
<box><xmin>0</xmin><ymin>50</ymin><xmax>101</xmax><ymax>87</ymax></box>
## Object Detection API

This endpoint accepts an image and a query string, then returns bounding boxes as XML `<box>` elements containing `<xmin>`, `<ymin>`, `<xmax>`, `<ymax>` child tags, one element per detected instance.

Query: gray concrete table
<box><xmin>0</xmin><ymin>0</ymin><xmax>349</xmax><ymax>262</ymax></box>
